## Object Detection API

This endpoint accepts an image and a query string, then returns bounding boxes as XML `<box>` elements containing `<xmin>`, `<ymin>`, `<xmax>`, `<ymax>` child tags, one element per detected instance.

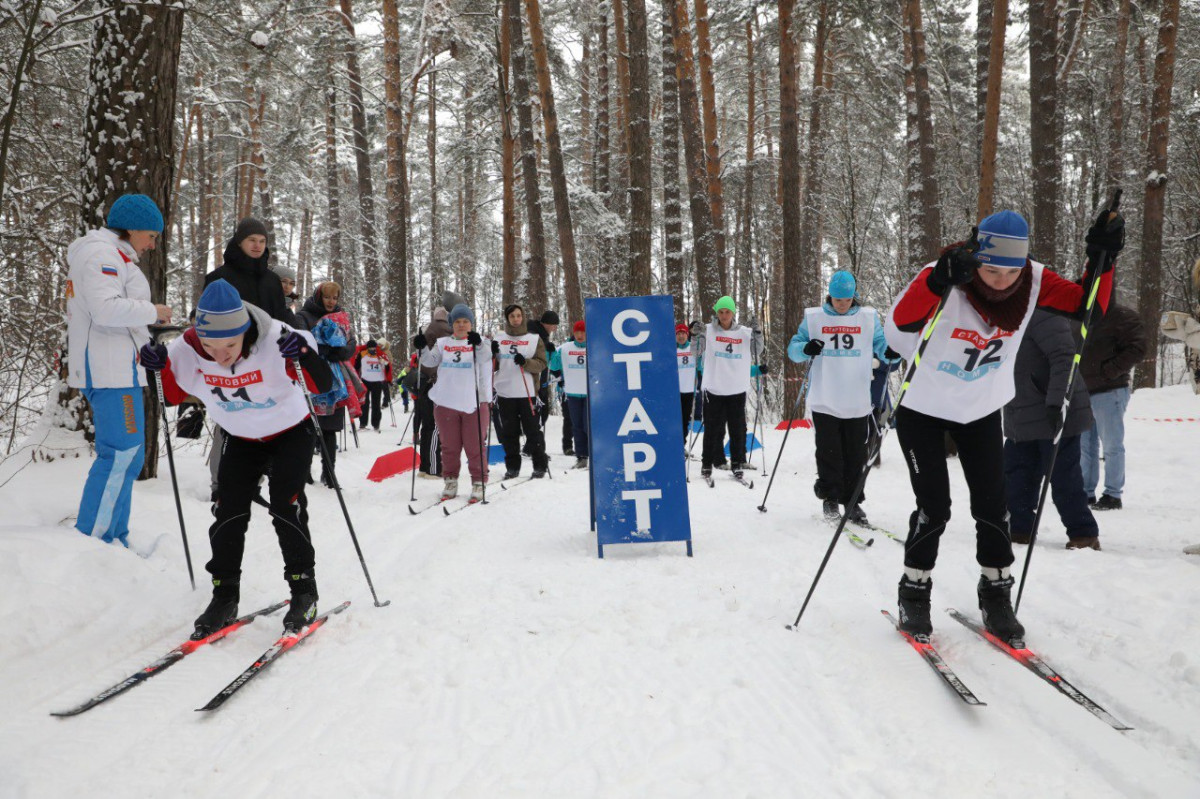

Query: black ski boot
<box><xmin>897</xmin><ymin>575</ymin><xmax>933</xmax><ymax>639</ymax></box>
<box><xmin>192</xmin><ymin>578</ymin><xmax>239</xmax><ymax>640</ymax></box>
<box><xmin>282</xmin><ymin>573</ymin><xmax>319</xmax><ymax>634</ymax></box>
<box><xmin>978</xmin><ymin>574</ymin><xmax>1025</xmax><ymax>645</ymax></box>
<box><xmin>822</xmin><ymin>500</ymin><xmax>840</xmax><ymax>520</ymax></box>
<box><xmin>847</xmin><ymin>505</ymin><xmax>870</xmax><ymax>526</ymax></box>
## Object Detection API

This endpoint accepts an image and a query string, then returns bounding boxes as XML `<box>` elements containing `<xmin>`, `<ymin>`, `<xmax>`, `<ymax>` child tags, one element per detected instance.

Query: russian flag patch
<box><xmin>101</xmin><ymin>265</ymin><xmax>118</xmax><ymax>277</ymax></box>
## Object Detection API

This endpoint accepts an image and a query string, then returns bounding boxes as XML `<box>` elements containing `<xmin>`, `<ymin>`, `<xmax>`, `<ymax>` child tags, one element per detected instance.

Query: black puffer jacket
<box><xmin>204</xmin><ymin>241</ymin><xmax>293</xmax><ymax>324</ymax></box>
<box><xmin>1003</xmin><ymin>309</ymin><xmax>1093</xmax><ymax>442</ymax></box>
<box><xmin>1079</xmin><ymin>303</ymin><xmax>1148</xmax><ymax>395</ymax></box>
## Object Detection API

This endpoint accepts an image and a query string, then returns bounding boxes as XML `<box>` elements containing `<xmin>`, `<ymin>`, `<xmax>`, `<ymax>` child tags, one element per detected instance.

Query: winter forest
<box><xmin>1</xmin><ymin>0</ymin><xmax>1197</xmax><ymax>455</ymax></box>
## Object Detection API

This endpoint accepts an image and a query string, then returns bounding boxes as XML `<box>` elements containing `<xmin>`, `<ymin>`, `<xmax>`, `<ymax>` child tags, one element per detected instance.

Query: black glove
<box><xmin>928</xmin><ymin>245</ymin><xmax>981</xmax><ymax>296</ymax></box>
<box><xmin>513</xmin><ymin>352</ymin><xmax>527</xmax><ymax>366</ymax></box>
<box><xmin>1046</xmin><ymin>404</ymin><xmax>1063</xmax><ymax>436</ymax></box>
<box><xmin>758</xmin><ymin>363</ymin><xmax>770</xmax><ymax>375</ymax></box>
<box><xmin>466</xmin><ymin>331</ymin><xmax>482</xmax><ymax>346</ymax></box>
<box><xmin>317</xmin><ymin>343</ymin><xmax>334</xmax><ymax>360</ymax></box>
<box><xmin>884</xmin><ymin>347</ymin><xmax>901</xmax><ymax>361</ymax></box>
<box><xmin>1085</xmin><ymin>208</ymin><xmax>1125</xmax><ymax>267</ymax></box>
<box><xmin>277</xmin><ymin>331</ymin><xmax>307</xmax><ymax>359</ymax></box>
<box><xmin>139</xmin><ymin>342</ymin><xmax>168</xmax><ymax>371</ymax></box>
<box><xmin>412</xmin><ymin>333</ymin><xmax>428</xmax><ymax>350</ymax></box>
<box><xmin>546</xmin><ymin>341</ymin><xmax>556</xmax><ymax>353</ymax></box>
<box><xmin>803</xmin><ymin>339</ymin><xmax>825</xmax><ymax>357</ymax></box>
<box><xmin>491</xmin><ymin>340</ymin><xmax>500</xmax><ymax>355</ymax></box>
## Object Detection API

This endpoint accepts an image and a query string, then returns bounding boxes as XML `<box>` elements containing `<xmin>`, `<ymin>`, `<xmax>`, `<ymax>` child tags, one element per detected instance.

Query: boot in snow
<box><xmin>469</xmin><ymin>482</ymin><xmax>485</xmax><ymax>503</ymax></box>
<box><xmin>441</xmin><ymin>478</ymin><xmax>458</xmax><ymax>500</ymax></box>
<box><xmin>822</xmin><ymin>500</ymin><xmax>840</xmax><ymax>521</ymax></box>
<box><xmin>897</xmin><ymin>575</ymin><xmax>933</xmax><ymax>639</ymax></box>
<box><xmin>847</xmin><ymin>505</ymin><xmax>869</xmax><ymax>526</ymax></box>
<box><xmin>573</xmin><ymin>457</ymin><xmax>589</xmax><ymax>470</ymax></box>
<box><xmin>978</xmin><ymin>573</ymin><xmax>1025</xmax><ymax>645</ymax></box>
<box><xmin>282</xmin><ymin>574</ymin><xmax>319</xmax><ymax>633</ymax></box>
<box><xmin>192</xmin><ymin>578</ymin><xmax>240</xmax><ymax>640</ymax></box>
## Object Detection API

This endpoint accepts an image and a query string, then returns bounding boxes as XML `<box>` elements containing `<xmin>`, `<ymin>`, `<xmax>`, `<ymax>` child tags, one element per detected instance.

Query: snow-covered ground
<box><xmin>2</xmin><ymin>385</ymin><xmax>1198</xmax><ymax>798</ymax></box>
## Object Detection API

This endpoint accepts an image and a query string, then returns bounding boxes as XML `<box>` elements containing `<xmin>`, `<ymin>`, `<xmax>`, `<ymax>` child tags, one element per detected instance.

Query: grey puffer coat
<box><xmin>1003</xmin><ymin>309</ymin><xmax>1093</xmax><ymax>442</ymax></box>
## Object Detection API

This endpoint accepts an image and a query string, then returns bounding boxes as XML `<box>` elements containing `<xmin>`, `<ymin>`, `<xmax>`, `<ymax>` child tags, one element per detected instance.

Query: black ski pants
<box><xmin>416</xmin><ymin>389</ymin><xmax>440</xmax><ymax>475</ymax></box>
<box><xmin>812</xmin><ymin>411</ymin><xmax>870</xmax><ymax>506</ymax></box>
<box><xmin>680</xmin><ymin>392</ymin><xmax>694</xmax><ymax>439</ymax></box>
<box><xmin>208</xmin><ymin>423</ymin><xmax>316</xmax><ymax>582</ymax></box>
<box><xmin>497</xmin><ymin>395</ymin><xmax>547</xmax><ymax>473</ymax></box>
<box><xmin>895</xmin><ymin>406</ymin><xmax>1013</xmax><ymax>571</ymax></box>
<box><xmin>363</xmin><ymin>381</ymin><xmax>386</xmax><ymax>430</ymax></box>
<box><xmin>561</xmin><ymin>388</ymin><xmax>575</xmax><ymax>452</ymax></box>
<box><xmin>702</xmin><ymin>391</ymin><xmax>746</xmax><ymax>469</ymax></box>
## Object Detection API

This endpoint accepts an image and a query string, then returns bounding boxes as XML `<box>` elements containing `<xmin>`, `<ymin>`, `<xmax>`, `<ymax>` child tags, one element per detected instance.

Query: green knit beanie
<box><xmin>713</xmin><ymin>296</ymin><xmax>736</xmax><ymax>313</ymax></box>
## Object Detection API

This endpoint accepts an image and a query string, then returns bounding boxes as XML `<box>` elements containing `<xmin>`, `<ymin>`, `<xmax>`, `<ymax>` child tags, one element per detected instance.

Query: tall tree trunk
<box><xmin>428</xmin><ymin>70</ymin><xmax>442</xmax><ymax>301</ymax></box>
<box><xmin>976</xmin><ymin>0</ymin><xmax>1007</xmax><ymax>220</ymax></box>
<box><xmin>382</xmin><ymin>0</ymin><xmax>408</xmax><ymax>340</ymax></box>
<box><xmin>298</xmin><ymin>206</ymin><xmax>313</xmax><ymax>301</ymax></box>
<box><xmin>79</xmin><ymin>0</ymin><xmax>184</xmax><ymax>477</ymax></box>
<box><xmin>194</xmin><ymin>100</ymin><xmax>211</xmax><ymax>305</ymax></box>
<box><xmin>507</xmin><ymin>0</ymin><xmax>547</xmax><ymax>312</ymax></box>
<box><xmin>499</xmin><ymin>0</ymin><xmax>519</xmax><ymax>309</ymax></box>
<box><xmin>738</xmin><ymin>18</ymin><xmax>756</xmax><ymax>317</ymax></box>
<box><xmin>905</xmin><ymin>0</ymin><xmax>942</xmax><ymax>261</ymax></box>
<box><xmin>693</xmin><ymin>0</ymin><xmax>727</xmax><ymax>291</ymax></box>
<box><xmin>525</xmin><ymin>0</ymin><xmax>585</xmax><ymax>319</ymax></box>
<box><xmin>797</xmin><ymin>1</ymin><xmax>829</xmax><ymax>312</ymax></box>
<box><xmin>335</xmin><ymin>0</ymin><xmax>383</xmax><ymax>330</ymax></box>
<box><xmin>212</xmin><ymin>143</ymin><xmax>224</xmax><ymax>269</ymax></box>
<box><xmin>624</xmin><ymin>0</ymin><xmax>652</xmax><ymax>295</ymax></box>
<box><xmin>595</xmin><ymin>1</ymin><xmax>615</xmax><ymax>290</ymax></box>
<box><xmin>580</xmin><ymin>34</ymin><xmax>594</xmax><ymax>192</ymax></box>
<box><xmin>324</xmin><ymin>68</ymin><xmax>344</xmax><ymax>286</ymax></box>
<box><xmin>778</xmin><ymin>0</ymin><xmax>802</xmax><ymax>408</ymax></box>
<box><xmin>1104</xmin><ymin>0</ymin><xmax>1131</xmax><ymax>199</ymax></box>
<box><xmin>672</xmin><ymin>0</ymin><xmax>719</xmax><ymax>315</ymax></box>
<box><xmin>459</xmin><ymin>85</ymin><xmax>478</xmax><ymax>305</ymax></box>
<box><xmin>1136</xmin><ymin>0</ymin><xmax>1180</xmax><ymax>389</ymax></box>
<box><xmin>1028</xmin><ymin>0</ymin><xmax>1059</xmax><ymax>264</ymax></box>
<box><xmin>661</xmin><ymin>1</ymin><xmax>685</xmax><ymax>319</ymax></box>
<box><xmin>974</xmin><ymin>0</ymin><xmax>992</xmax><ymax>174</ymax></box>
<box><xmin>611</xmin><ymin>0</ymin><xmax>632</xmax><ymax>209</ymax></box>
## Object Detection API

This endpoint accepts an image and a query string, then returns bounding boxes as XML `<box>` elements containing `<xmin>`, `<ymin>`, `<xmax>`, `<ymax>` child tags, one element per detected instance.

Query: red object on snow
<box><xmin>775</xmin><ymin>419</ymin><xmax>812</xmax><ymax>430</ymax></box>
<box><xmin>366</xmin><ymin>447</ymin><xmax>420</xmax><ymax>482</ymax></box>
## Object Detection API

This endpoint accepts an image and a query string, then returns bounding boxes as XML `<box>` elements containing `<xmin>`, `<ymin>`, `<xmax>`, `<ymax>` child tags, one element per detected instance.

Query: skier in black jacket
<box><xmin>204</xmin><ymin>218</ymin><xmax>291</xmax><ymax>325</ymax></box>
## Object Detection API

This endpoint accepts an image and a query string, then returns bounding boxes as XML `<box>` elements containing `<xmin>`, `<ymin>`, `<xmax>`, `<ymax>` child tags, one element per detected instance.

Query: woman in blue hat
<box><xmin>788</xmin><ymin>271</ymin><xmax>899</xmax><ymax>525</ymax></box>
<box><xmin>65</xmin><ymin>194</ymin><xmax>173</xmax><ymax>547</ymax></box>
<box><xmin>140</xmin><ymin>279</ymin><xmax>334</xmax><ymax>635</ymax></box>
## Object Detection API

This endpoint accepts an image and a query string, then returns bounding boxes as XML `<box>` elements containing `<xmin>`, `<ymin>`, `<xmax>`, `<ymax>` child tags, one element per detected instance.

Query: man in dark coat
<box><xmin>527</xmin><ymin>310</ymin><xmax>562</xmax><ymax>453</ymax></box>
<box><xmin>1003</xmin><ymin>309</ymin><xmax>1099</xmax><ymax>549</ymax></box>
<box><xmin>413</xmin><ymin>306</ymin><xmax>452</xmax><ymax>477</ymax></box>
<box><xmin>203</xmin><ymin>218</ymin><xmax>291</xmax><ymax>324</ymax></box>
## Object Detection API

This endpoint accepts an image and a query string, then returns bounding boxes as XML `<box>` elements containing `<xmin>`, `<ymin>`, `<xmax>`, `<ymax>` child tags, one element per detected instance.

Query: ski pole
<box><xmin>396</xmin><ymin>395</ymin><xmax>415</xmax><ymax>445</ymax></box>
<box><xmin>789</xmin><ymin>286</ymin><xmax>954</xmax><ymax>631</ymax></box>
<box><xmin>1015</xmin><ymin>189</ymin><xmax>1122</xmax><ymax>612</ymax></box>
<box><xmin>387</xmin><ymin>385</ymin><xmax>398</xmax><ymax>427</ymax></box>
<box><xmin>153</xmin><ymin>370</ymin><xmax>196</xmax><ymax>591</ymax></box>
<box><xmin>410</xmin><ymin>364</ymin><xmax>422</xmax><ymax>502</ymax></box>
<box><xmin>757</xmin><ymin>363</ymin><xmax>812</xmax><ymax>512</ymax></box>
<box><xmin>750</xmin><ymin>346</ymin><xmax>766</xmax><ymax>476</ymax></box>
<box><xmin>473</xmin><ymin>341</ymin><xmax>490</xmax><ymax>504</ymax></box>
<box><xmin>293</xmin><ymin>358</ymin><xmax>390</xmax><ymax>608</ymax></box>
<box><xmin>147</xmin><ymin>325</ymin><xmax>195</xmax><ymax>590</ymax></box>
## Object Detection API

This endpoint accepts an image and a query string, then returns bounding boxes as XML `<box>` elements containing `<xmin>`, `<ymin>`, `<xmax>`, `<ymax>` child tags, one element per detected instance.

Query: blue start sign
<box><xmin>585</xmin><ymin>295</ymin><xmax>693</xmax><ymax>557</ymax></box>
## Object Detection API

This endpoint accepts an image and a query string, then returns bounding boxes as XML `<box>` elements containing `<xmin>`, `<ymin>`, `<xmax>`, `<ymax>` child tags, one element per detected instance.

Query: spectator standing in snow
<box><xmin>1161</xmin><ymin>259</ymin><xmax>1200</xmax><ymax>555</ymax></box>
<box><xmin>66</xmin><ymin>194</ymin><xmax>172</xmax><ymax>547</ymax></box>
<box><xmin>413</xmin><ymin>306</ymin><xmax>451</xmax><ymax>478</ymax></box>
<box><xmin>788</xmin><ymin>271</ymin><xmax>899</xmax><ymax>524</ymax></box>
<box><xmin>272</xmin><ymin>263</ymin><xmax>300</xmax><ymax>325</ymax></box>
<box><xmin>1003</xmin><ymin>309</ymin><xmax>1100</xmax><ymax>550</ymax></box>
<box><xmin>416</xmin><ymin>304</ymin><xmax>493</xmax><ymax>502</ymax></box>
<box><xmin>560</xmin><ymin>321</ymin><xmax>590</xmax><ymax>469</ymax></box>
<box><xmin>676</xmin><ymin>323</ymin><xmax>698</xmax><ymax>438</ymax></box>
<box><xmin>527</xmin><ymin>310</ymin><xmax>562</xmax><ymax>452</ymax></box>
<box><xmin>884</xmin><ymin>207</ymin><xmax>1123</xmax><ymax>644</ymax></box>
<box><xmin>140</xmin><ymin>279</ymin><xmax>333</xmax><ymax>636</ymax></box>
<box><xmin>699</xmin><ymin>296</ymin><xmax>760</xmax><ymax>481</ymax></box>
<box><xmin>295</xmin><ymin>281</ymin><xmax>356</xmax><ymax>485</ymax></box>
<box><xmin>1077</xmin><ymin>301</ymin><xmax>1148</xmax><ymax>511</ymax></box>
<box><xmin>492</xmin><ymin>303</ymin><xmax>548</xmax><ymax>478</ymax></box>
<box><xmin>354</xmin><ymin>339</ymin><xmax>392</xmax><ymax>432</ymax></box>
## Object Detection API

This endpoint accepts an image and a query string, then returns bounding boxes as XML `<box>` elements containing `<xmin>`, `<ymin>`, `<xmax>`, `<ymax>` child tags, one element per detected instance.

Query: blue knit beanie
<box><xmin>106</xmin><ymin>194</ymin><xmax>164</xmax><ymax>233</ymax></box>
<box><xmin>976</xmin><ymin>210</ymin><xmax>1029</xmax><ymax>268</ymax></box>
<box><xmin>828</xmin><ymin>271</ymin><xmax>857</xmax><ymax>299</ymax></box>
<box><xmin>449</xmin><ymin>303</ymin><xmax>475</xmax><ymax>326</ymax></box>
<box><xmin>195</xmin><ymin>279</ymin><xmax>251</xmax><ymax>338</ymax></box>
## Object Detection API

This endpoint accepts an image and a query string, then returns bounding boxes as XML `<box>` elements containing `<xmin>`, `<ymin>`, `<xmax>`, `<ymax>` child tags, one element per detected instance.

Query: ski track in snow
<box><xmin>2</xmin><ymin>385</ymin><xmax>1199</xmax><ymax>798</ymax></box>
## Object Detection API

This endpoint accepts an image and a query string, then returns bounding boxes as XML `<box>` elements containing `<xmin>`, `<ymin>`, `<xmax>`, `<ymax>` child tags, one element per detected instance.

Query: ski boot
<box><xmin>978</xmin><ymin>570</ymin><xmax>1025</xmax><ymax>645</ymax></box>
<box><xmin>192</xmin><ymin>577</ymin><xmax>239</xmax><ymax>640</ymax></box>
<box><xmin>282</xmin><ymin>573</ymin><xmax>319</xmax><ymax>634</ymax></box>
<box><xmin>469</xmin><ymin>482</ymin><xmax>486</xmax><ymax>503</ymax></box>
<box><xmin>822</xmin><ymin>499</ymin><xmax>840</xmax><ymax>521</ymax></box>
<box><xmin>573</xmin><ymin>457</ymin><xmax>589</xmax><ymax>470</ymax></box>
<box><xmin>441</xmin><ymin>478</ymin><xmax>458</xmax><ymax>501</ymax></box>
<box><xmin>503</xmin><ymin>469</ymin><xmax>520</xmax><ymax>480</ymax></box>
<box><xmin>531</xmin><ymin>469</ymin><xmax>546</xmax><ymax>479</ymax></box>
<box><xmin>897</xmin><ymin>573</ymin><xmax>933</xmax><ymax>640</ymax></box>
<box><xmin>847</xmin><ymin>505</ymin><xmax>869</xmax><ymax>526</ymax></box>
